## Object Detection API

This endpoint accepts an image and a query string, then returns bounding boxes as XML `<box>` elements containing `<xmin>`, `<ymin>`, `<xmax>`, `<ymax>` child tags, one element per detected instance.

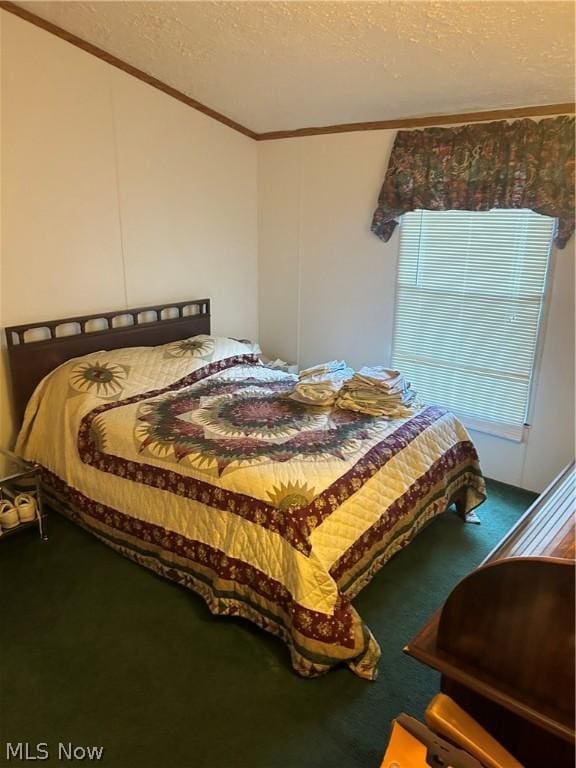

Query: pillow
<box><xmin>228</xmin><ymin>337</ymin><xmax>262</xmax><ymax>356</ymax></box>
<box><xmin>162</xmin><ymin>334</ymin><xmax>259</xmax><ymax>364</ymax></box>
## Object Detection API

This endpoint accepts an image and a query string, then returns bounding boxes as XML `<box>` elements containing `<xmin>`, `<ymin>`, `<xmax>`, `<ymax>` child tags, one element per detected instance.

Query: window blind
<box><xmin>392</xmin><ymin>209</ymin><xmax>555</xmax><ymax>440</ymax></box>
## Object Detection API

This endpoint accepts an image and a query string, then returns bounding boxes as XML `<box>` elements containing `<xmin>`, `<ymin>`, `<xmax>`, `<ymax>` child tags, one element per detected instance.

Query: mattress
<box><xmin>16</xmin><ymin>335</ymin><xmax>486</xmax><ymax>679</ymax></box>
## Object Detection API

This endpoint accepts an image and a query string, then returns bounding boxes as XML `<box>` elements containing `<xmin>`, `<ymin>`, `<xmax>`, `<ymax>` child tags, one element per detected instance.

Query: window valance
<box><xmin>371</xmin><ymin>115</ymin><xmax>575</xmax><ymax>248</ymax></box>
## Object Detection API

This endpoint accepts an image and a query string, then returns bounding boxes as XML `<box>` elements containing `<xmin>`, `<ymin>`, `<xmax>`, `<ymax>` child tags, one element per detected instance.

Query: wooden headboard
<box><xmin>5</xmin><ymin>298</ymin><xmax>210</xmax><ymax>424</ymax></box>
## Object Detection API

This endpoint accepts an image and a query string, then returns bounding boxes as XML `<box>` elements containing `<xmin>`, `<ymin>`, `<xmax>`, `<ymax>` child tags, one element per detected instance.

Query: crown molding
<box><xmin>0</xmin><ymin>1</ymin><xmax>258</xmax><ymax>139</ymax></box>
<box><xmin>255</xmin><ymin>103</ymin><xmax>576</xmax><ymax>140</ymax></box>
<box><xmin>1</xmin><ymin>1</ymin><xmax>574</xmax><ymax>142</ymax></box>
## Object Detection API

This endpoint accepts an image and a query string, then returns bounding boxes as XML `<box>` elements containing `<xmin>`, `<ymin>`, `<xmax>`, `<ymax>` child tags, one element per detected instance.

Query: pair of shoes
<box><xmin>0</xmin><ymin>494</ymin><xmax>38</xmax><ymax>533</ymax></box>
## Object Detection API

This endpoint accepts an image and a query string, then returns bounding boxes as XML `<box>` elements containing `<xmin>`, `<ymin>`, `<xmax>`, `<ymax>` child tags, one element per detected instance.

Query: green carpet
<box><xmin>0</xmin><ymin>479</ymin><xmax>535</xmax><ymax>768</ymax></box>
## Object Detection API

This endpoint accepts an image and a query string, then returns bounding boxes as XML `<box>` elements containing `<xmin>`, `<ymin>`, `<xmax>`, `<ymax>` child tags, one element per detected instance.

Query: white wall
<box><xmin>258</xmin><ymin>132</ymin><xmax>399</xmax><ymax>370</ymax></box>
<box><xmin>0</xmin><ymin>12</ymin><xmax>258</xmax><ymax>448</ymax></box>
<box><xmin>258</xmin><ymin>132</ymin><xmax>575</xmax><ymax>492</ymax></box>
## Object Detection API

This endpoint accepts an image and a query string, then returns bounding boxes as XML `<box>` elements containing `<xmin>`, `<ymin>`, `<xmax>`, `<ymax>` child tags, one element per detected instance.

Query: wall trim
<box><xmin>1</xmin><ymin>1</ymin><xmax>574</xmax><ymax>142</ymax></box>
<box><xmin>0</xmin><ymin>1</ymin><xmax>258</xmax><ymax>140</ymax></box>
<box><xmin>256</xmin><ymin>103</ymin><xmax>576</xmax><ymax>140</ymax></box>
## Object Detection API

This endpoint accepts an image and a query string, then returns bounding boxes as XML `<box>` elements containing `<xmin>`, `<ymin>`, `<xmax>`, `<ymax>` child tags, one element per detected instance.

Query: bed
<box><xmin>7</xmin><ymin>299</ymin><xmax>486</xmax><ymax>679</ymax></box>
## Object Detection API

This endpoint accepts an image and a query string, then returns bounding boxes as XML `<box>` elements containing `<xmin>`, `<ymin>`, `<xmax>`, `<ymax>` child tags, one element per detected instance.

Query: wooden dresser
<box><xmin>405</xmin><ymin>462</ymin><xmax>575</xmax><ymax>767</ymax></box>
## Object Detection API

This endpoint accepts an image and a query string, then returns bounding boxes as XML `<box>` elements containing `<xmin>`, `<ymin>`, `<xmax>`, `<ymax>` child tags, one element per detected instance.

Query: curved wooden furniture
<box><xmin>405</xmin><ymin>462</ymin><xmax>575</xmax><ymax>767</ymax></box>
<box><xmin>5</xmin><ymin>299</ymin><xmax>210</xmax><ymax>423</ymax></box>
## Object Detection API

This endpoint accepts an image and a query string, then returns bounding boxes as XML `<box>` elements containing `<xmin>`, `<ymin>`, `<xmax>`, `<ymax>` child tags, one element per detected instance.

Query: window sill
<box><xmin>455</xmin><ymin>412</ymin><xmax>527</xmax><ymax>443</ymax></box>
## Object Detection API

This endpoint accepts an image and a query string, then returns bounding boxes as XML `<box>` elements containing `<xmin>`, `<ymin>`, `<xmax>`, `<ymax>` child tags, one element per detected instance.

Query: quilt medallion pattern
<box><xmin>135</xmin><ymin>376</ymin><xmax>382</xmax><ymax>472</ymax></box>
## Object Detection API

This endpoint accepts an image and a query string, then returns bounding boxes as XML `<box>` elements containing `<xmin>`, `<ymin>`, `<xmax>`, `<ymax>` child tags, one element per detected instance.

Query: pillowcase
<box><xmin>228</xmin><ymin>337</ymin><xmax>262</xmax><ymax>356</ymax></box>
<box><xmin>165</xmin><ymin>334</ymin><xmax>260</xmax><ymax>364</ymax></box>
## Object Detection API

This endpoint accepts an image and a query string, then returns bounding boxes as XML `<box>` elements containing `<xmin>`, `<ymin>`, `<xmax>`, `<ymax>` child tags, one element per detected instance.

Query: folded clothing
<box><xmin>299</xmin><ymin>360</ymin><xmax>348</xmax><ymax>380</ymax></box>
<box><xmin>354</xmin><ymin>367</ymin><xmax>405</xmax><ymax>392</ymax></box>
<box><xmin>336</xmin><ymin>389</ymin><xmax>416</xmax><ymax>418</ymax></box>
<box><xmin>289</xmin><ymin>361</ymin><xmax>354</xmax><ymax>406</ymax></box>
<box><xmin>336</xmin><ymin>367</ymin><xmax>418</xmax><ymax>418</ymax></box>
<box><xmin>289</xmin><ymin>380</ymin><xmax>343</xmax><ymax>407</ymax></box>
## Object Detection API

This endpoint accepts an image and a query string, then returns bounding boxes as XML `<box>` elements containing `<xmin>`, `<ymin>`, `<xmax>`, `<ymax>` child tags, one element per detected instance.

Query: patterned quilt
<box><xmin>16</xmin><ymin>335</ymin><xmax>486</xmax><ymax>679</ymax></box>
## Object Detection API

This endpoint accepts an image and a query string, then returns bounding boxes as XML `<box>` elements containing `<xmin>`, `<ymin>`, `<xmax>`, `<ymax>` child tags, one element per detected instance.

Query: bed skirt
<box><xmin>40</xmin><ymin>464</ymin><xmax>484</xmax><ymax>680</ymax></box>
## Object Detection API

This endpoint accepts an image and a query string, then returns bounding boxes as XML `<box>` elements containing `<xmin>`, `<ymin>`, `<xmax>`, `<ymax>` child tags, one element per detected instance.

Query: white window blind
<box><xmin>392</xmin><ymin>209</ymin><xmax>555</xmax><ymax>440</ymax></box>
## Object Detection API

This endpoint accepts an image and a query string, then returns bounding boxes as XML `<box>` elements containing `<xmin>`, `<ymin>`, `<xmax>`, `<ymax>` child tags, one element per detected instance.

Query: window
<box><xmin>392</xmin><ymin>209</ymin><xmax>555</xmax><ymax>440</ymax></box>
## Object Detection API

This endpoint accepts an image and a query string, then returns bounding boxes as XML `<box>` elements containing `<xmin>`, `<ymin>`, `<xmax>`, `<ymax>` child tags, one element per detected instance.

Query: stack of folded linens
<box><xmin>335</xmin><ymin>366</ymin><xmax>417</xmax><ymax>418</ymax></box>
<box><xmin>289</xmin><ymin>360</ymin><xmax>354</xmax><ymax>407</ymax></box>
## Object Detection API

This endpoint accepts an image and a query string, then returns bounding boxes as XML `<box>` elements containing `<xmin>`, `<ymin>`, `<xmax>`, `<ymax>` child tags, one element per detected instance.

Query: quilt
<box><xmin>16</xmin><ymin>336</ymin><xmax>486</xmax><ymax>679</ymax></box>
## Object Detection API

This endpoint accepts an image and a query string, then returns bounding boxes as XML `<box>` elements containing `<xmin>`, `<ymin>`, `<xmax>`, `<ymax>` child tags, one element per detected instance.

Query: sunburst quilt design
<box><xmin>135</xmin><ymin>375</ymin><xmax>380</xmax><ymax>474</ymax></box>
<box><xmin>267</xmin><ymin>481</ymin><xmax>318</xmax><ymax>510</ymax></box>
<box><xmin>164</xmin><ymin>337</ymin><xmax>215</xmax><ymax>359</ymax></box>
<box><xmin>69</xmin><ymin>360</ymin><xmax>130</xmax><ymax>399</ymax></box>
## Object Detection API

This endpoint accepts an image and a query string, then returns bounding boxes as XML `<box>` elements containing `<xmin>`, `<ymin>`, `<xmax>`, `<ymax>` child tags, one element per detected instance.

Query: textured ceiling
<box><xmin>14</xmin><ymin>1</ymin><xmax>576</xmax><ymax>133</ymax></box>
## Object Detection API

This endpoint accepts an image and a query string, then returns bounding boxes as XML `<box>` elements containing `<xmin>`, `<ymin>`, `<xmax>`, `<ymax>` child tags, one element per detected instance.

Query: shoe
<box><xmin>0</xmin><ymin>500</ymin><xmax>20</xmax><ymax>530</ymax></box>
<box><xmin>14</xmin><ymin>494</ymin><xmax>38</xmax><ymax>523</ymax></box>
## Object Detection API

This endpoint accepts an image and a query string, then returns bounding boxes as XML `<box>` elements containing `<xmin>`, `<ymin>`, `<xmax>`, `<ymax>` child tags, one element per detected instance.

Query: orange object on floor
<box><xmin>425</xmin><ymin>693</ymin><xmax>524</xmax><ymax>768</ymax></box>
<box><xmin>380</xmin><ymin>715</ymin><xmax>483</xmax><ymax>768</ymax></box>
<box><xmin>380</xmin><ymin>720</ymin><xmax>430</xmax><ymax>768</ymax></box>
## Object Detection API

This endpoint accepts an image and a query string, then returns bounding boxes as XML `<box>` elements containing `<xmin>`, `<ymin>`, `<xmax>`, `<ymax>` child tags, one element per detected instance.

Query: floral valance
<box><xmin>371</xmin><ymin>115</ymin><xmax>575</xmax><ymax>248</ymax></box>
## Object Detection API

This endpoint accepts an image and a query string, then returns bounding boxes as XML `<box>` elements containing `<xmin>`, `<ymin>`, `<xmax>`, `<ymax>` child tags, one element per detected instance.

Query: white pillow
<box><xmin>185</xmin><ymin>334</ymin><xmax>259</xmax><ymax>363</ymax></box>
